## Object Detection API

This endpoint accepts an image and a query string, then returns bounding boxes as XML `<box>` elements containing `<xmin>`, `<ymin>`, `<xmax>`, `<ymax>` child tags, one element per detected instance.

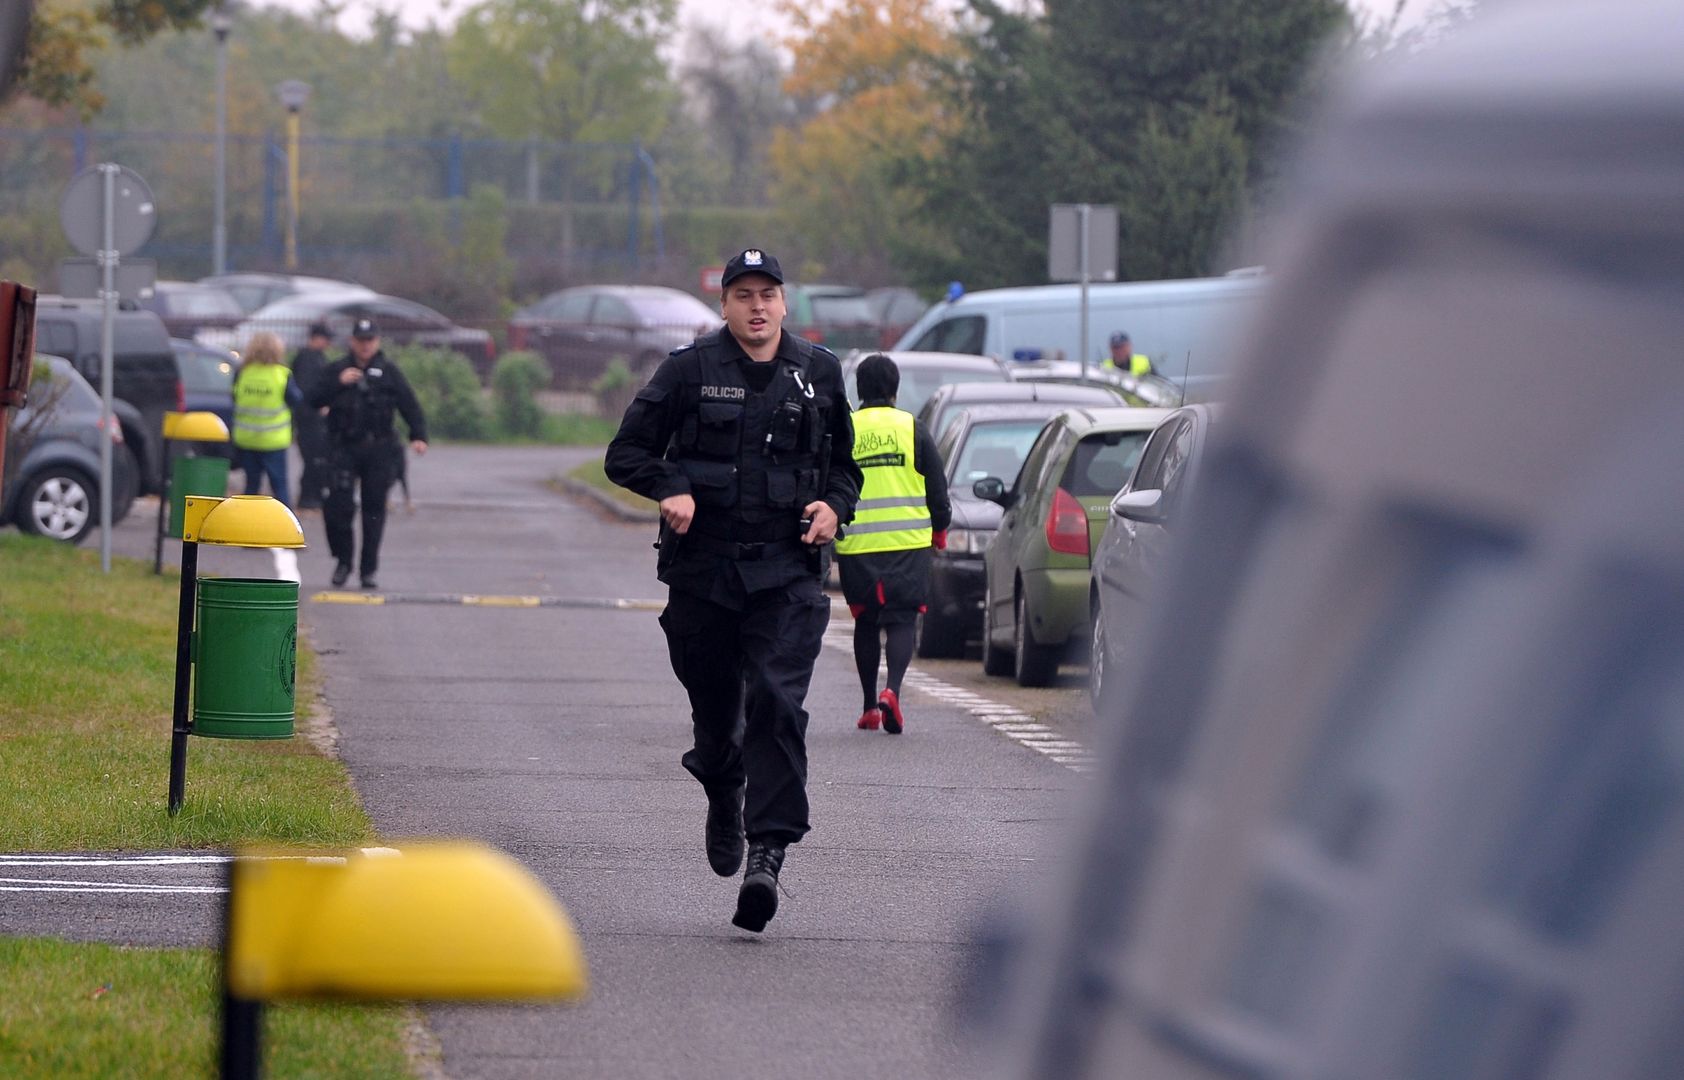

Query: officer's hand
<box><xmin>339</xmin><ymin>367</ymin><xmax>363</xmax><ymax>385</ymax></box>
<box><xmin>660</xmin><ymin>493</ymin><xmax>695</xmax><ymax>535</ymax></box>
<box><xmin>410</xmin><ymin>440</ymin><xmax>427</xmax><ymax>456</ymax></box>
<box><xmin>801</xmin><ymin>500</ymin><xmax>838</xmax><ymax>545</ymax></box>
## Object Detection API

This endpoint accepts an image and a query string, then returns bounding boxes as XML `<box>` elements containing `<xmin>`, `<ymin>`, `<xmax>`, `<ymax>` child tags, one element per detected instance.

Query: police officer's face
<box><xmin>721</xmin><ymin>275</ymin><xmax>786</xmax><ymax>349</ymax></box>
<box><xmin>350</xmin><ymin>336</ymin><xmax>379</xmax><ymax>363</ymax></box>
<box><xmin>1110</xmin><ymin>338</ymin><xmax>1130</xmax><ymax>360</ymax></box>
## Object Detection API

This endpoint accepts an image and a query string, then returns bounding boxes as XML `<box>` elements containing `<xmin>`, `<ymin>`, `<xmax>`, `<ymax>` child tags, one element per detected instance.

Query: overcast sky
<box><xmin>254</xmin><ymin>0</ymin><xmax>1438</xmax><ymax>53</ymax></box>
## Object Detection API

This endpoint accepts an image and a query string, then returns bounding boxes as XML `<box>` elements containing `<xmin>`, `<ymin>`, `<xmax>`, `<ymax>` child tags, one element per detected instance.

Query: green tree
<box><xmin>902</xmin><ymin>0</ymin><xmax>1347</xmax><ymax>290</ymax></box>
<box><xmin>12</xmin><ymin>0</ymin><xmax>217</xmax><ymax>116</ymax></box>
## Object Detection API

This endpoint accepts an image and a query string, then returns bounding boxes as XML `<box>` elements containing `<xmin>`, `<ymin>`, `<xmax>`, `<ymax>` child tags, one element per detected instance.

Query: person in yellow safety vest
<box><xmin>834</xmin><ymin>354</ymin><xmax>952</xmax><ymax>735</ymax></box>
<box><xmin>231</xmin><ymin>331</ymin><xmax>304</xmax><ymax>510</ymax></box>
<box><xmin>1102</xmin><ymin>331</ymin><xmax>1154</xmax><ymax>378</ymax></box>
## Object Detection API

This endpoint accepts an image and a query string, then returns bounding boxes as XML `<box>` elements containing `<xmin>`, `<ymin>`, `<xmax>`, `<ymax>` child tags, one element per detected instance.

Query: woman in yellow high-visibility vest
<box><xmin>834</xmin><ymin>355</ymin><xmax>952</xmax><ymax>734</ymax></box>
<box><xmin>231</xmin><ymin>331</ymin><xmax>304</xmax><ymax>509</ymax></box>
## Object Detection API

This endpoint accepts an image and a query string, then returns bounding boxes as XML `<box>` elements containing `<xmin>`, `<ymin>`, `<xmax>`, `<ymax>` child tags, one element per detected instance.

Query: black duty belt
<box><xmin>680</xmin><ymin>534</ymin><xmax>806</xmax><ymax>562</ymax></box>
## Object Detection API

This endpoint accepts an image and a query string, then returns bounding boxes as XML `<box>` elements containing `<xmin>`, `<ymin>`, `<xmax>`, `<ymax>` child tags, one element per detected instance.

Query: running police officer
<box><xmin>605</xmin><ymin>248</ymin><xmax>861</xmax><ymax>933</ymax></box>
<box><xmin>307</xmin><ymin>318</ymin><xmax>428</xmax><ymax>590</ymax></box>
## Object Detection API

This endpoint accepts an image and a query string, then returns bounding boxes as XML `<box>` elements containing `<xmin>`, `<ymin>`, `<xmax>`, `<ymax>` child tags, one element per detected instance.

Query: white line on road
<box><xmin>0</xmin><ymin>876</ymin><xmax>225</xmax><ymax>893</ymax></box>
<box><xmin>820</xmin><ymin>625</ymin><xmax>1094</xmax><ymax>773</ymax></box>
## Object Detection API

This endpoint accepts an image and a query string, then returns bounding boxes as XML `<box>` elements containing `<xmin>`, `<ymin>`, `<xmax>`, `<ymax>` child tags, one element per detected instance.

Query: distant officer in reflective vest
<box><xmin>231</xmin><ymin>330</ymin><xmax>303</xmax><ymax>510</ymax></box>
<box><xmin>1103</xmin><ymin>331</ymin><xmax>1154</xmax><ymax>378</ymax></box>
<box><xmin>834</xmin><ymin>353</ymin><xmax>951</xmax><ymax>735</ymax></box>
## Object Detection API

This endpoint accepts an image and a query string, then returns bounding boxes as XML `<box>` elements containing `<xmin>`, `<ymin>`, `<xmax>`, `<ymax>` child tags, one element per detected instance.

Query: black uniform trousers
<box><xmin>295</xmin><ymin>411</ymin><xmax>330</xmax><ymax>509</ymax></box>
<box><xmin>658</xmin><ymin>572</ymin><xmax>831</xmax><ymax>846</ymax></box>
<box><xmin>324</xmin><ymin>435</ymin><xmax>400</xmax><ymax>576</ymax></box>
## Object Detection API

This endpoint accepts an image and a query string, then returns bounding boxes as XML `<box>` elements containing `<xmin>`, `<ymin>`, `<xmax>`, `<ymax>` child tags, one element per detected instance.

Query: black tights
<box><xmin>854</xmin><ymin>610</ymin><xmax>915</xmax><ymax>712</ymax></box>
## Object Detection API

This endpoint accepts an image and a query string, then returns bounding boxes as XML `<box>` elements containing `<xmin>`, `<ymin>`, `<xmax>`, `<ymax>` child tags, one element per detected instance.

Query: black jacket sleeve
<box><xmin>913</xmin><ymin>420</ymin><xmax>952</xmax><ymax>532</ymax></box>
<box><xmin>386</xmin><ymin>362</ymin><xmax>428</xmax><ymax>443</ymax></box>
<box><xmin>603</xmin><ymin>353</ymin><xmax>692</xmax><ymax>502</ymax></box>
<box><xmin>819</xmin><ymin>359</ymin><xmax>862</xmax><ymax>525</ymax></box>
<box><xmin>306</xmin><ymin>359</ymin><xmax>347</xmax><ymax>409</ymax></box>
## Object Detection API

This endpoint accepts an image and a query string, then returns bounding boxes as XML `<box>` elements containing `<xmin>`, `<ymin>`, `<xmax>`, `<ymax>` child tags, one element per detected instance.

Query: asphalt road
<box><xmin>4</xmin><ymin>444</ymin><xmax>1094</xmax><ymax>1080</ymax></box>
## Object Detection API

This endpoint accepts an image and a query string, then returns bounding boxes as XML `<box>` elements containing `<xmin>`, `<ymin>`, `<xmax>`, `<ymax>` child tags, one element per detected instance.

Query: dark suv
<box><xmin>507</xmin><ymin>285</ymin><xmax>720</xmax><ymax>388</ymax></box>
<box><xmin>2</xmin><ymin>355</ymin><xmax>137</xmax><ymax>543</ymax></box>
<box><xmin>32</xmin><ymin>298</ymin><xmax>180</xmax><ymax>494</ymax></box>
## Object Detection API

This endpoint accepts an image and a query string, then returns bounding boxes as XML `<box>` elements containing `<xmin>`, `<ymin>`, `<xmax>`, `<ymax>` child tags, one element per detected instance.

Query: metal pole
<box><xmin>167</xmin><ymin>539</ymin><xmax>199</xmax><ymax>816</ymax></box>
<box><xmin>154</xmin><ymin>437</ymin><xmax>169</xmax><ymax>574</ymax></box>
<box><xmin>284</xmin><ymin>108</ymin><xmax>300</xmax><ymax>270</ymax></box>
<box><xmin>1078</xmin><ymin>203</ymin><xmax>1091</xmax><ymax>385</ymax></box>
<box><xmin>98</xmin><ymin>163</ymin><xmax>116</xmax><ymax>574</ymax></box>
<box><xmin>212</xmin><ymin>11</ymin><xmax>230</xmax><ymax>276</ymax></box>
<box><xmin>219</xmin><ymin>860</ymin><xmax>264</xmax><ymax>1080</ymax></box>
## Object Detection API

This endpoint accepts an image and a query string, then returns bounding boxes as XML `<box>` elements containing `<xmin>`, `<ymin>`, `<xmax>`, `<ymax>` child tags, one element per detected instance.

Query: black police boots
<box><xmin>705</xmin><ymin>783</ymin><xmax>745</xmax><ymax>877</ymax></box>
<box><xmin>331</xmin><ymin>562</ymin><xmax>351</xmax><ymax>587</ymax></box>
<box><xmin>732</xmin><ymin>841</ymin><xmax>785</xmax><ymax>933</ymax></box>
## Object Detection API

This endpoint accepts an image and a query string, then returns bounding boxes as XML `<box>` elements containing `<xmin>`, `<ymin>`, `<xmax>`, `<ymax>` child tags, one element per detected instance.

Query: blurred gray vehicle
<box><xmin>198</xmin><ymin>272</ymin><xmax>372</xmax><ymax>316</ymax></box>
<box><xmin>205</xmin><ymin>292</ymin><xmax>495</xmax><ymax>378</ymax></box>
<box><xmin>507</xmin><ymin>285</ymin><xmax>720</xmax><ymax>388</ymax></box>
<box><xmin>995</xmin><ymin>2</ymin><xmax>1684</xmax><ymax>1078</ymax></box>
<box><xmin>1086</xmin><ymin>404</ymin><xmax>1214</xmax><ymax>712</ymax></box>
<box><xmin>2</xmin><ymin>355</ymin><xmax>136</xmax><ymax>543</ymax></box>
<box><xmin>839</xmin><ymin>350</ymin><xmax>1013</xmax><ymax>416</ymax></box>
<box><xmin>138</xmin><ymin>280</ymin><xmax>246</xmax><ymax>340</ymax></box>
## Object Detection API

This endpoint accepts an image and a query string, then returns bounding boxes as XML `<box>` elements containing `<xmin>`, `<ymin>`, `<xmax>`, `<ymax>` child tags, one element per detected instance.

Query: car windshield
<box><xmin>953</xmin><ymin>419</ymin><xmax>1049</xmax><ymax>488</ymax></box>
<box><xmin>896</xmin><ymin>365</ymin><xmax>1007</xmax><ymax>417</ymax></box>
<box><xmin>1063</xmin><ymin>430</ymin><xmax>1150</xmax><ymax>496</ymax></box>
<box><xmin>176</xmin><ymin>349</ymin><xmax>235</xmax><ymax>392</ymax></box>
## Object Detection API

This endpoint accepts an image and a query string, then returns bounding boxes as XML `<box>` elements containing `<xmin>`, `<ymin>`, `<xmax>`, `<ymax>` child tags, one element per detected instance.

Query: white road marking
<box><xmin>0</xmin><ymin>876</ymin><xmax>225</xmax><ymax>894</ymax></box>
<box><xmin>821</xmin><ymin>624</ymin><xmax>1095</xmax><ymax>773</ymax></box>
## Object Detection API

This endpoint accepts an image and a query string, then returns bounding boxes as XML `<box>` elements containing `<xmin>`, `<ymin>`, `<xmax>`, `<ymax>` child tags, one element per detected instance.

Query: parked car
<box><xmin>785</xmin><ymin>284</ymin><xmax>880</xmax><ymax>354</ymax></box>
<box><xmin>974</xmin><ymin>405</ymin><xmax>1169</xmax><ymax>686</ymax></box>
<box><xmin>2</xmin><ymin>355</ymin><xmax>136</xmax><ymax>543</ymax></box>
<box><xmin>1086</xmin><ymin>405</ymin><xmax>1215</xmax><ymax>710</ymax></box>
<box><xmin>918</xmin><ymin>402</ymin><xmax>1092</xmax><ymax>658</ymax></box>
<box><xmin>1006</xmin><ymin>354</ymin><xmax>1184</xmax><ymax>408</ymax></box>
<box><xmin>198</xmin><ymin>272</ymin><xmax>372</xmax><ymax>316</ymax></box>
<box><xmin>32</xmin><ymin>297</ymin><xmax>178</xmax><ymax>495</ymax></box>
<box><xmin>917</xmin><ymin>379</ymin><xmax>1125</xmax><ymax>442</ymax></box>
<box><xmin>839</xmin><ymin>350</ymin><xmax>1013</xmax><ymax>416</ymax></box>
<box><xmin>137</xmin><ymin>280</ymin><xmax>245</xmax><ymax>339</ymax></box>
<box><xmin>865</xmin><ymin>286</ymin><xmax>928</xmax><ymax>348</ymax></box>
<box><xmin>203</xmin><ymin>293</ymin><xmax>495</xmax><ymax>378</ymax></box>
<box><xmin>170</xmin><ymin>339</ymin><xmax>237</xmax><ymax>458</ymax></box>
<box><xmin>506</xmin><ymin>285</ymin><xmax>720</xmax><ymax>389</ymax></box>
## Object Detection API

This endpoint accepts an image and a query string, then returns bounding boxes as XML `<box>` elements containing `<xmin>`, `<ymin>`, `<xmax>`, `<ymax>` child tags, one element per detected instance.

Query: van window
<box><xmin>35</xmin><ymin>319</ymin><xmax>76</xmax><ymax>358</ymax></box>
<box><xmin>909</xmin><ymin>315</ymin><xmax>986</xmax><ymax>355</ymax></box>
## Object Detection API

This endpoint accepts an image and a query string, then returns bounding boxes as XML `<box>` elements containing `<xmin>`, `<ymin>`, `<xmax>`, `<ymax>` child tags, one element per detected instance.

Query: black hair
<box><xmin>855</xmin><ymin>353</ymin><xmax>900</xmax><ymax>403</ymax></box>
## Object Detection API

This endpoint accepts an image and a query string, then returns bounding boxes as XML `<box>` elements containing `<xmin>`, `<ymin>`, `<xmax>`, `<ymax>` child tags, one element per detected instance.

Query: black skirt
<box><xmin>837</xmin><ymin>547</ymin><xmax>933</xmax><ymax>624</ymax></box>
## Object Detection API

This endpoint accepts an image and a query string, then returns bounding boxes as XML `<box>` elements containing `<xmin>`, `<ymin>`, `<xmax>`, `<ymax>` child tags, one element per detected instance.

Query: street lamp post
<box><xmin>211</xmin><ymin>5</ymin><xmax>231</xmax><ymax>276</ymax></box>
<box><xmin>275</xmin><ymin>79</ymin><xmax>311</xmax><ymax>271</ymax></box>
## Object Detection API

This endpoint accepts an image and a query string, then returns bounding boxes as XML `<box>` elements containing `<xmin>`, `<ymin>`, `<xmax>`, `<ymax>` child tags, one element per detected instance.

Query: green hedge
<box><xmin>389</xmin><ymin>345</ymin><xmax>489</xmax><ymax>441</ymax></box>
<box><xmin>491</xmin><ymin>350</ymin><xmax>547</xmax><ymax>438</ymax></box>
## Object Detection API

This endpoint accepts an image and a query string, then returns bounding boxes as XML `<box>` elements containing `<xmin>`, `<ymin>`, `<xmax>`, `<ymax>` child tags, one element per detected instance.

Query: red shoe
<box><xmin>878</xmin><ymin>689</ymin><xmax>905</xmax><ymax>735</ymax></box>
<box><xmin>856</xmin><ymin>707</ymin><xmax>881</xmax><ymax>731</ymax></box>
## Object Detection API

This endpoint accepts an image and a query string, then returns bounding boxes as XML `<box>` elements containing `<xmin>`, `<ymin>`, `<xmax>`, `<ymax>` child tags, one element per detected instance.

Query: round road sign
<box><xmin>60</xmin><ymin>164</ymin><xmax>158</xmax><ymax>258</ymax></box>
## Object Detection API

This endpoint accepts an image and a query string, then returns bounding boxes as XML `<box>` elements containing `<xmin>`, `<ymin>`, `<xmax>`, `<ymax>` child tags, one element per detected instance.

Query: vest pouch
<box><xmin>804</xmin><ymin>398</ymin><xmax>831</xmax><ymax>454</ymax></box>
<box><xmin>695</xmin><ymin>402</ymin><xmax>743</xmax><ymax>457</ymax></box>
<box><xmin>681</xmin><ymin>459</ymin><xmax>738</xmax><ymax>508</ymax></box>
<box><xmin>769</xmin><ymin>399</ymin><xmax>804</xmax><ymax>454</ymax></box>
<box><xmin>764</xmin><ymin>468</ymin><xmax>817</xmax><ymax>510</ymax></box>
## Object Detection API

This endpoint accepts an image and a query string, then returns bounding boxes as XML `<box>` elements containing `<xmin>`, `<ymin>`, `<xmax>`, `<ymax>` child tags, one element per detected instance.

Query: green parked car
<box><xmin>973</xmin><ymin>406</ymin><xmax>1170</xmax><ymax>686</ymax></box>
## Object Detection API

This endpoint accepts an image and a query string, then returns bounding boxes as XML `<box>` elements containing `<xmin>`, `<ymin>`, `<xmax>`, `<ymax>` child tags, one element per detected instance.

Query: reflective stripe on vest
<box><xmin>834</xmin><ymin>407</ymin><xmax>930</xmax><ymax>554</ymax></box>
<box><xmin>233</xmin><ymin>365</ymin><xmax>292</xmax><ymax>451</ymax></box>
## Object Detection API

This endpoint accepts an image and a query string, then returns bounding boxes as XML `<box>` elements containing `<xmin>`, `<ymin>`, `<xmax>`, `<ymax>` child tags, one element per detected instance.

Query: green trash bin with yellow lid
<box><xmin>192</xmin><ymin>577</ymin><xmax>297</xmax><ymax>739</ymax></box>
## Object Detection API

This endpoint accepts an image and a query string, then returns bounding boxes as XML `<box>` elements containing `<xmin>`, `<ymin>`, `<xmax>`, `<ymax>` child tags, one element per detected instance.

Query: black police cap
<box><xmin>351</xmin><ymin>317</ymin><xmax>379</xmax><ymax>339</ymax></box>
<box><xmin>720</xmin><ymin>248</ymin><xmax>784</xmax><ymax>289</ymax></box>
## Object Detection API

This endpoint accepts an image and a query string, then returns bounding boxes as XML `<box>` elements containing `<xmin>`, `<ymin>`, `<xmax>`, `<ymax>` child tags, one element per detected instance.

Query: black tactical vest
<box><xmin>668</xmin><ymin>331</ymin><xmax>834</xmax><ymax>543</ymax></box>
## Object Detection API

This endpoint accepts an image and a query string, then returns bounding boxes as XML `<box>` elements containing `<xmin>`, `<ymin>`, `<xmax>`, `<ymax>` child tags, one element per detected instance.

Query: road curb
<box><xmin>553</xmin><ymin>474</ymin><xmax>660</xmax><ymax>524</ymax></box>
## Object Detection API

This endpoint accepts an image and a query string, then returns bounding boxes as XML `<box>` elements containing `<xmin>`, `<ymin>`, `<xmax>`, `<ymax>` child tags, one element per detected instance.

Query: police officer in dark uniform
<box><xmin>307</xmin><ymin>318</ymin><xmax>429</xmax><ymax>590</ymax></box>
<box><xmin>605</xmin><ymin>248</ymin><xmax>861</xmax><ymax>933</ymax></box>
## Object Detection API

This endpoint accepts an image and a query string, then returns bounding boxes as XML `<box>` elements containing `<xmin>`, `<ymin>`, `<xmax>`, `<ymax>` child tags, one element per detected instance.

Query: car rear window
<box><xmin>894</xmin><ymin>364</ymin><xmax>1009</xmax><ymax>417</ymax></box>
<box><xmin>953</xmin><ymin>419</ymin><xmax>1049</xmax><ymax>487</ymax></box>
<box><xmin>810</xmin><ymin>294</ymin><xmax>874</xmax><ymax>323</ymax></box>
<box><xmin>633</xmin><ymin>294</ymin><xmax>717</xmax><ymax>325</ymax></box>
<box><xmin>165</xmin><ymin>289</ymin><xmax>243</xmax><ymax>318</ymax></box>
<box><xmin>1062</xmin><ymin>430</ymin><xmax>1149</xmax><ymax>496</ymax></box>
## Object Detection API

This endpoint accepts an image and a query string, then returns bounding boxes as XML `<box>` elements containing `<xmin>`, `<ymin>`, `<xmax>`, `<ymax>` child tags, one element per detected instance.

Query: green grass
<box><xmin>533</xmin><ymin>412</ymin><xmax>620</xmax><ymax>445</ymax></box>
<box><xmin>562</xmin><ymin>457</ymin><xmax>656</xmax><ymax>514</ymax></box>
<box><xmin>0</xmin><ymin>533</ymin><xmax>373</xmax><ymax>851</ymax></box>
<box><xmin>0</xmin><ymin>937</ymin><xmax>411</xmax><ymax>1079</ymax></box>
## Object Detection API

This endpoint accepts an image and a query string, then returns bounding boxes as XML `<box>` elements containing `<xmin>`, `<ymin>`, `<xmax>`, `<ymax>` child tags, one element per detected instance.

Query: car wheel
<box><xmin>981</xmin><ymin>584</ymin><xmax>1014</xmax><ymax>676</ymax></box>
<box><xmin>1089</xmin><ymin>600</ymin><xmax>1113</xmax><ymax>714</ymax></box>
<box><xmin>18</xmin><ymin>466</ymin><xmax>97</xmax><ymax>544</ymax></box>
<box><xmin>916</xmin><ymin>610</ymin><xmax>965</xmax><ymax>659</ymax></box>
<box><xmin>1014</xmin><ymin>587</ymin><xmax>1060</xmax><ymax>688</ymax></box>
